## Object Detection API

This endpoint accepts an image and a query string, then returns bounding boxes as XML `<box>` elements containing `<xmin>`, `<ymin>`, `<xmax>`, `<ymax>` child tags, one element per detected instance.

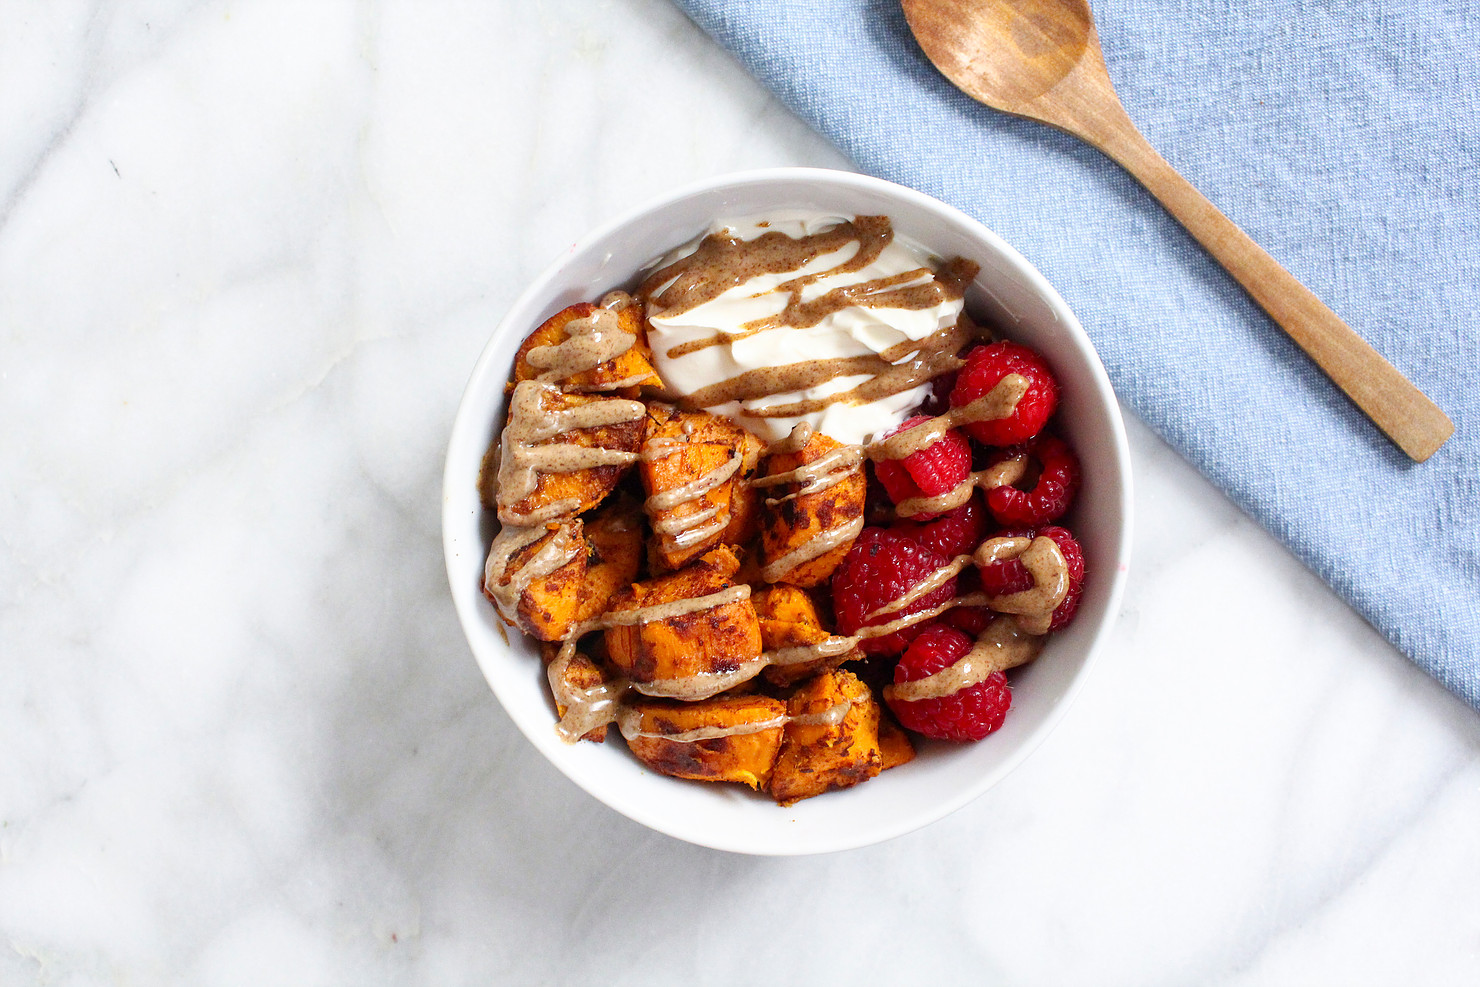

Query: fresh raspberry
<box><xmin>941</xmin><ymin>567</ymin><xmax>993</xmax><ymax>636</ymax></box>
<box><xmin>914</xmin><ymin>370</ymin><xmax>959</xmax><ymax>417</ymax></box>
<box><xmin>886</xmin><ymin>624</ymin><xmax>1012</xmax><ymax>742</ymax></box>
<box><xmin>974</xmin><ymin>525</ymin><xmax>1085</xmax><ymax>631</ymax></box>
<box><xmin>832</xmin><ymin>527</ymin><xmax>957</xmax><ymax>656</ymax></box>
<box><xmin>949</xmin><ymin>341</ymin><xmax>1059</xmax><ymax>446</ymax></box>
<box><xmin>986</xmin><ymin>435</ymin><xmax>1081</xmax><ymax>527</ymax></box>
<box><xmin>975</xmin><ymin>527</ymin><xmax>1037</xmax><ymax>598</ymax></box>
<box><xmin>893</xmin><ymin>493</ymin><xmax>989</xmax><ymax>560</ymax></box>
<box><xmin>1038</xmin><ymin>525</ymin><xmax>1085</xmax><ymax>631</ymax></box>
<box><xmin>874</xmin><ymin>416</ymin><xmax>972</xmax><ymax>519</ymax></box>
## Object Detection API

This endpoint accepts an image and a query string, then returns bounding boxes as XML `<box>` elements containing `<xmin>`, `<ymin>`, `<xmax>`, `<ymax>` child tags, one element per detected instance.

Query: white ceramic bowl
<box><xmin>444</xmin><ymin>168</ymin><xmax>1131</xmax><ymax>855</ymax></box>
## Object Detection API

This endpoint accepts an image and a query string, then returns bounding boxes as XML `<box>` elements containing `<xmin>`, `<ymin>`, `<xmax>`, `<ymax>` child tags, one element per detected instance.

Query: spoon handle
<box><xmin>1091</xmin><ymin>120</ymin><xmax>1453</xmax><ymax>462</ymax></box>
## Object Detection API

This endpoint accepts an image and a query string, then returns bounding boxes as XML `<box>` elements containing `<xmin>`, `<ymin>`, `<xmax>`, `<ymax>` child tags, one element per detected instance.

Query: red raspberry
<box><xmin>914</xmin><ymin>370</ymin><xmax>958</xmax><ymax>417</ymax></box>
<box><xmin>941</xmin><ymin>567</ymin><xmax>994</xmax><ymax>636</ymax></box>
<box><xmin>986</xmin><ymin>435</ymin><xmax>1081</xmax><ymax>527</ymax></box>
<box><xmin>874</xmin><ymin>416</ymin><xmax>972</xmax><ymax>519</ymax></box>
<box><xmin>832</xmin><ymin>527</ymin><xmax>957</xmax><ymax>656</ymax></box>
<box><xmin>893</xmin><ymin>493</ymin><xmax>989</xmax><ymax>560</ymax></box>
<box><xmin>949</xmin><ymin>341</ymin><xmax>1059</xmax><ymax>446</ymax></box>
<box><xmin>1038</xmin><ymin>525</ymin><xmax>1085</xmax><ymax>631</ymax></box>
<box><xmin>941</xmin><ymin>604</ymin><xmax>993</xmax><ymax>637</ymax></box>
<box><xmin>975</xmin><ymin>525</ymin><xmax>1085</xmax><ymax>631</ymax></box>
<box><xmin>886</xmin><ymin>625</ymin><xmax>1012</xmax><ymax>742</ymax></box>
<box><xmin>975</xmin><ymin>527</ymin><xmax>1037</xmax><ymax>598</ymax></box>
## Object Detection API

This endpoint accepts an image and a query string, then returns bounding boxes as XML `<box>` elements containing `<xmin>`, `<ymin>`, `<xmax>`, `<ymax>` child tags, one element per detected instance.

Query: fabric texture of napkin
<box><xmin>670</xmin><ymin>0</ymin><xmax>1480</xmax><ymax>710</ymax></box>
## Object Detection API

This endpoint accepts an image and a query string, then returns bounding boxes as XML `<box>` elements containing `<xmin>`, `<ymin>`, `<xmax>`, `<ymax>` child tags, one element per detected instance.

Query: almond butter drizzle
<box><xmin>496</xmin><ymin>380</ymin><xmax>645</xmax><ymax>515</ymax></box>
<box><xmin>893</xmin><ymin>452</ymin><xmax>1028</xmax><ymax>518</ymax></box>
<box><xmin>549</xmin><ymin>638</ymin><xmax>855</xmax><ymax>744</ymax></box>
<box><xmin>525</xmin><ymin>292</ymin><xmax>637</xmax><ymax>386</ymax></box>
<box><xmin>760</xmin><ymin>515</ymin><xmax>866</xmax><ymax>584</ymax></box>
<box><xmin>884</xmin><ymin>617</ymin><xmax>1043</xmax><ymax>704</ymax></box>
<box><xmin>865</xmin><ymin>373</ymin><xmax>1029</xmax><ymax>462</ymax></box>
<box><xmin>976</xmin><ymin>535</ymin><xmax>1071</xmax><ymax>635</ymax></box>
<box><xmin>643</xmin><ymin>449</ymin><xmax>743</xmax><ymax>512</ymax></box>
<box><xmin>681</xmin><ymin>319</ymin><xmax>976</xmax><ymax>419</ymax></box>
<box><xmin>616</xmin><ymin>700</ymin><xmax>852</xmax><ymax>743</ymax></box>
<box><xmin>642</xmin><ymin>216</ymin><xmax>898</xmax><ymax>318</ymax></box>
<box><xmin>753</xmin><ymin>444</ymin><xmax>865</xmax><ymax>506</ymax></box>
<box><xmin>865</xmin><ymin>553</ymin><xmax>976</xmax><ymax>621</ymax></box>
<box><xmin>483</xmin><ymin>521</ymin><xmax>584</xmax><ymax>629</ymax></box>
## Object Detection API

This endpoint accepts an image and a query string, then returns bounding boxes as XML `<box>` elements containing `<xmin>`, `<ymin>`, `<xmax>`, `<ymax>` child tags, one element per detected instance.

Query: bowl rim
<box><xmin>443</xmin><ymin>166</ymin><xmax>1133</xmax><ymax>854</ymax></box>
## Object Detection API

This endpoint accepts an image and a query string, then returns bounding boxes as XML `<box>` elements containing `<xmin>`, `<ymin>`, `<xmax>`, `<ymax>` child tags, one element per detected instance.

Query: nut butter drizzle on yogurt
<box><xmin>643</xmin><ymin>215</ymin><xmax>981</xmax><ymax>429</ymax></box>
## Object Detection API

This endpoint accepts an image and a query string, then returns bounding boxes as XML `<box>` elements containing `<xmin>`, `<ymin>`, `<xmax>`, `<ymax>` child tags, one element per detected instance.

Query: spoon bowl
<box><xmin>901</xmin><ymin>0</ymin><xmax>1453</xmax><ymax>462</ymax></box>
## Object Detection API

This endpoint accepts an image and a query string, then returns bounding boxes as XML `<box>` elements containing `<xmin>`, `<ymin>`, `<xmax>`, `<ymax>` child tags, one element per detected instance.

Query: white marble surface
<box><xmin>3</xmin><ymin>1</ymin><xmax>1478</xmax><ymax>983</ymax></box>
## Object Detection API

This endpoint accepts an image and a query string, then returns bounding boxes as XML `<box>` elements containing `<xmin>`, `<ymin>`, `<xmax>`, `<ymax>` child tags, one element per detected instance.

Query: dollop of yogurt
<box><xmin>641</xmin><ymin>212</ymin><xmax>967</xmax><ymax>445</ymax></box>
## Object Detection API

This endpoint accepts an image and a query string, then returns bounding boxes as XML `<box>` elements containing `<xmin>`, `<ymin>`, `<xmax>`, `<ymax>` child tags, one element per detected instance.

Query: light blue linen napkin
<box><xmin>671</xmin><ymin>0</ymin><xmax>1480</xmax><ymax>709</ymax></box>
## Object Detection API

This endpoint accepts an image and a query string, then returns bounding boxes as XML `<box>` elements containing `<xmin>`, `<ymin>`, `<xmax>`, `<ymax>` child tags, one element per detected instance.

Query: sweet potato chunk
<box><xmin>604</xmin><ymin>546</ymin><xmax>764</xmax><ymax>700</ymax></box>
<box><xmin>576</xmin><ymin>496</ymin><xmax>645</xmax><ymax>619</ymax></box>
<box><xmin>622</xmin><ymin>694</ymin><xmax>786</xmax><ymax>790</ymax></box>
<box><xmin>485</xmin><ymin>498</ymin><xmax>643</xmax><ymax>641</ymax></box>
<box><xmin>541</xmin><ymin>643</ymin><xmax>613</xmax><ymax>743</ymax></box>
<box><xmin>759</xmin><ymin>432</ymin><xmax>865</xmax><ymax>587</ymax></box>
<box><xmin>483</xmin><ymin>518</ymin><xmax>587</xmax><ymax>641</ymax></box>
<box><xmin>640</xmin><ymin>406</ymin><xmax>755</xmax><ymax>571</ymax></box>
<box><xmin>753</xmin><ymin>585</ymin><xmax>857</xmax><ymax>687</ymax></box>
<box><xmin>724</xmin><ymin>429</ymin><xmax>767</xmax><ymax>546</ymax></box>
<box><xmin>491</xmin><ymin>382</ymin><xmax>646</xmax><ymax>524</ymax></box>
<box><xmin>514</xmin><ymin>298</ymin><xmax>661</xmax><ymax>395</ymax></box>
<box><xmin>876</xmin><ymin>712</ymin><xmax>916</xmax><ymax>771</ymax></box>
<box><xmin>768</xmin><ymin>669</ymin><xmax>883</xmax><ymax>806</ymax></box>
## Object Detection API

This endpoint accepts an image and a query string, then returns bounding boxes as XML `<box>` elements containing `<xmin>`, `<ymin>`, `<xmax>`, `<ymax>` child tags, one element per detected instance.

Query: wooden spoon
<box><xmin>901</xmin><ymin>0</ymin><xmax>1453</xmax><ymax>462</ymax></box>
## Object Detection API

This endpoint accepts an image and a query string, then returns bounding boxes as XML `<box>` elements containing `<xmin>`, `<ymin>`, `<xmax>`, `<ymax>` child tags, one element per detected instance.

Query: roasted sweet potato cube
<box><xmin>483</xmin><ymin>518</ymin><xmax>587</xmax><ymax>641</ymax></box>
<box><xmin>723</xmin><ymin>429</ymin><xmax>767</xmax><ymax>546</ymax></box>
<box><xmin>514</xmin><ymin>298</ymin><xmax>661</xmax><ymax>395</ymax></box>
<box><xmin>604</xmin><ymin>546</ymin><xmax>764</xmax><ymax>700</ymax></box>
<box><xmin>577</xmin><ymin>496</ymin><xmax>645</xmax><ymax>617</ymax></box>
<box><xmin>768</xmin><ymin>669</ymin><xmax>883</xmax><ymax>806</ymax></box>
<box><xmin>753</xmin><ymin>585</ymin><xmax>856</xmax><ymax>687</ymax></box>
<box><xmin>622</xmin><ymin>695</ymin><xmax>787</xmax><ymax>790</ymax></box>
<box><xmin>877</xmin><ymin>711</ymin><xmax>916</xmax><ymax>771</ymax></box>
<box><xmin>760</xmin><ymin>431</ymin><xmax>866</xmax><ymax>587</ymax></box>
<box><xmin>484</xmin><ymin>498</ymin><xmax>643</xmax><ymax>641</ymax></box>
<box><xmin>541</xmin><ymin>644</ymin><xmax>613</xmax><ymax>743</ymax></box>
<box><xmin>491</xmin><ymin>382</ymin><xmax>646</xmax><ymax>524</ymax></box>
<box><xmin>641</xmin><ymin>406</ymin><xmax>755</xmax><ymax>571</ymax></box>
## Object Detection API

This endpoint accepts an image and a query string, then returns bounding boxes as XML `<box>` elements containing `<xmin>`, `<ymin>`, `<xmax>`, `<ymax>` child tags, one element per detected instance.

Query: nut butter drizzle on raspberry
<box><xmin>973</xmin><ymin>536</ymin><xmax>1070</xmax><ymax>635</ymax></box>
<box><xmin>865</xmin><ymin>372</ymin><xmax>1028</xmax><ymax>462</ymax></box>
<box><xmin>893</xmin><ymin>453</ymin><xmax>1028</xmax><ymax>518</ymax></box>
<box><xmin>884</xmin><ymin>617</ymin><xmax>1043</xmax><ymax>705</ymax></box>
